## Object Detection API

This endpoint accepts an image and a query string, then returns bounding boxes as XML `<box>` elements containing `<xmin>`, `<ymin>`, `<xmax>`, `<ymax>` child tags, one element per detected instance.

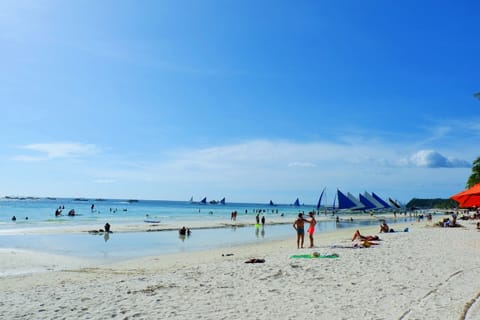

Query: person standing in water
<box><xmin>293</xmin><ymin>213</ymin><xmax>308</xmax><ymax>249</ymax></box>
<box><xmin>307</xmin><ymin>212</ymin><xmax>317</xmax><ymax>248</ymax></box>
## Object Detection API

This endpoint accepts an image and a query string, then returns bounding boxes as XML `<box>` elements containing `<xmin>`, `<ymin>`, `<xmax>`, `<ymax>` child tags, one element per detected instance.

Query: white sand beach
<box><xmin>1</xmin><ymin>219</ymin><xmax>480</xmax><ymax>320</ymax></box>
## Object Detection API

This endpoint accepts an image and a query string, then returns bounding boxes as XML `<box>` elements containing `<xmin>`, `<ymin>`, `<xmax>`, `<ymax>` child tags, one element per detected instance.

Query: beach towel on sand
<box><xmin>290</xmin><ymin>253</ymin><xmax>339</xmax><ymax>259</ymax></box>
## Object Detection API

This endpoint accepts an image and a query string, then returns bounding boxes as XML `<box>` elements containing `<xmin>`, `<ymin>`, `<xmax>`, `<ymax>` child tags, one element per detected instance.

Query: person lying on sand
<box><xmin>245</xmin><ymin>258</ymin><xmax>265</xmax><ymax>263</ymax></box>
<box><xmin>353</xmin><ymin>240</ymin><xmax>379</xmax><ymax>248</ymax></box>
<box><xmin>352</xmin><ymin>230</ymin><xmax>380</xmax><ymax>241</ymax></box>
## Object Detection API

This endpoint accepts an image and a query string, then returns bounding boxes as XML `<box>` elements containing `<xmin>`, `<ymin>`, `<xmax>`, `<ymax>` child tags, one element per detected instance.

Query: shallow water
<box><xmin>0</xmin><ymin>197</ymin><xmax>311</xmax><ymax>231</ymax></box>
<box><xmin>0</xmin><ymin>215</ymin><xmax>414</xmax><ymax>262</ymax></box>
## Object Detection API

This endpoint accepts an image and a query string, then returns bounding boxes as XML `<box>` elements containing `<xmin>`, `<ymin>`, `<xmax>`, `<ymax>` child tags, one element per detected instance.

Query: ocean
<box><xmin>0</xmin><ymin>197</ymin><xmax>412</xmax><ymax>262</ymax></box>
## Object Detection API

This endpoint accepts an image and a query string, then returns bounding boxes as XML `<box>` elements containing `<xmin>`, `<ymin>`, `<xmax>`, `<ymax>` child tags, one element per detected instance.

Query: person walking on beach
<box><xmin>261</xmin><ymin>215</ymin><xmax>265</xmax><ymax>226</ymax></box>
<box><xmin>293</xmin><ymin>213</ymin><xmax>308</xmax><ymax>249</ymax></box>
<box><xmin>307</xmin><ymin>212</ymin><xmax>316</xmax><ymax>248</ymax></box>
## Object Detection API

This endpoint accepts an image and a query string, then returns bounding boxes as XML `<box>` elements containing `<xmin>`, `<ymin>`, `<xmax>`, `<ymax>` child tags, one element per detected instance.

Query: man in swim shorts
<box><xmin>293</xmin><ymin>213</ymin><xmax>308</xmax><ymax>249</ymax></box>
<box><xmin>307</xmin><ymin>212</ymin><xmax>317</xmax><ymax>248</ymax></box>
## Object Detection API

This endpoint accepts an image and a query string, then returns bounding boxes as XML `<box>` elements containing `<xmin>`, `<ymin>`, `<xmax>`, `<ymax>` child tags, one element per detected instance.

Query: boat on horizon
<box><xmin>293</xmin><ymin>198</ymin><xmax>301</xmax><ymax>206</ymax></box>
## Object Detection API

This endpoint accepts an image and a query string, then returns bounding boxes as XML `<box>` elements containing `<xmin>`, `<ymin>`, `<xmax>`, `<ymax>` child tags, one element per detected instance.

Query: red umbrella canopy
<box><xmin>451</xmin><ymin>183</ymin><xmax>480</xmax><ymax>208</ymax></box>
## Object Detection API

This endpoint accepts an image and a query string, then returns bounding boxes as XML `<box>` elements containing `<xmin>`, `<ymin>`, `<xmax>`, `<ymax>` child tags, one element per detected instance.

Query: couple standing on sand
<box><xmin>293</xmin><ymin>212</ymin><xmax>317</xmax><ymax>249</ymax></box>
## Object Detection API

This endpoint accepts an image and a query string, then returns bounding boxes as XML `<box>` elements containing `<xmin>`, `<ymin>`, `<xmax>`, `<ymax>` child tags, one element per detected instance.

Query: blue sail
<box><xmin>200</xmin><ymin>197</ymin><xmax>207</xmax><ymax>204</ymax></box>
<box><xmin>336</xmin><ymin>189</ymin><xmax>356</xmax><ymax>209</ymax></box>
<box><xmin>359</xmin><ymin>194</ymin><xmax>376</xmax><ymax>210</ymax></box>
<box><xmin>220</xmin><ymin>197</ymin><xmax>225</xmax><ymax>205</ymax></box>
<box><xmin>269</xmin><ymin>200</ymin><xmax>275</xmax><ymax>206</ymax></box>
<box><xmin>372</xmin><ymin>192</ymin><xmax>391</xmax><ymax>208</ymax></box>
<box><xmin>316</xmin><ymin>188</ymin><xmax>325</xmax><ymax>210</ymax></box>
<box><xmin>293</xmin><ymin>198</ymin><xmax>300</xmax><ymax>206</ymax></box>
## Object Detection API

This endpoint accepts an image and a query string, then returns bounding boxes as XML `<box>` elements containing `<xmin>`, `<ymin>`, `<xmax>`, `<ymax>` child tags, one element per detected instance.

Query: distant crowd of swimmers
<box><xmin>54</xmin><ymin>204</ymin><xmax>128</xmax><ymax>217</ymax></box>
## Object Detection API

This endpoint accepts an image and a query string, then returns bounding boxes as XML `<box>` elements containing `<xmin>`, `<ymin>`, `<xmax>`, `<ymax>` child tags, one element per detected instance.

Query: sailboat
<box><xmin>269</xmin><ymin>200</ymin><xmax>275</xmax><ymax>206</ymax></box>
<box><xmin>388</xmin><ymin>198</ymin><xmax>401</xmax><ymax>208</ymax></box>
<box><xmin>331</xmin><ymin>192</ymin><xmax>337</xmax><ymax>214</ymax></box>
<box><xmin>336</xmin><ymin>189</ymin><xmax>364</xmax><ymax>211</ymax></box>
<box><xmin>293</xmin><ymin>198</ymin><xmax>301</xmax><ymax>206</ymax></box>
<box><xmin>362</xmin><ymin>192</ymin><xmax>385</xmax><ymax>210</ymax></box>
<box><xmin>316</xmin><ymin>188</ymin><xmax>326</xmax><ymax>211</ymax></box>
<box><xmin>372</xmin><ymin>192</ymin><xmax>392</xmax><ymax>209</ymax></box>
<box><xmin>359</xmin><ymin>193</ymin><xmax>377</xmax><ymax>210</ymax></box>
<box><xmin>219</xmin><ymin>197</ymin><xmax>226</xmax><ymax>205</ymax></box>
<box><xmin>200</xmin><ymin>197</ymin><xmax>207</xmax><ymax>204</ymax></box>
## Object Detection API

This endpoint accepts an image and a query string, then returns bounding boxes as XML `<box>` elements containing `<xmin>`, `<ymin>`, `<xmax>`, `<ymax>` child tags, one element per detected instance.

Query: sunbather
<box><xmin>352</xmin><ymin>229</ymin><xmax>380</xmax><ymax>241</ymax></box>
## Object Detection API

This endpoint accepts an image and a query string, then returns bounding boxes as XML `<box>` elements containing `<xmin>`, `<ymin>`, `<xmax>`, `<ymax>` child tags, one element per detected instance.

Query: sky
<box><xmin>0</xmin><ymin>0</ymin><xmax>479</xmax><ymax>204</ymax></box>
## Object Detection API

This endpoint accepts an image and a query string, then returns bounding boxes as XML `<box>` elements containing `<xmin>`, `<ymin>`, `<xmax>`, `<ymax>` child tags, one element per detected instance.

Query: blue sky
<box><xmin>1</xmin><ymin>1</ymin><xmax>479</xmax><ymax>204</ymax></box>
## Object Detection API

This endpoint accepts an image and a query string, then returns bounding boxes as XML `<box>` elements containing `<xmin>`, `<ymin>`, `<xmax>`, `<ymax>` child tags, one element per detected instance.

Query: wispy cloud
<box><xmin>6</xmin><ymin>137</ymin><xmax>474</xmax><ymax>202</ymax></box>
<box><xmin>288</xmin><ymin>162</ymin><xmax>317</xmax><ymax>168</ymax></box>
<box><xmin>14</xmin><ymin>142</ymin><xmax>98</xmax><ymax>162</ymax></box>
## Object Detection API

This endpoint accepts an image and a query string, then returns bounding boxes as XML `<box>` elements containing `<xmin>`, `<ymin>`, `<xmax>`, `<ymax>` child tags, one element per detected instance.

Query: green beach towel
<box><xmin>290</xmin><ymin>253</ymin><xmax>339</xmax><ymax>259</ymax></box>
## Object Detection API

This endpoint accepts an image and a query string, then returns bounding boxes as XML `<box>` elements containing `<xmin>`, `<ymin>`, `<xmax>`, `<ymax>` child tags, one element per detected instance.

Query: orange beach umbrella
<box><xmin>451</xmin><ymin>183</ymin><xmax>480</xmax><ymax>208</ymax></box>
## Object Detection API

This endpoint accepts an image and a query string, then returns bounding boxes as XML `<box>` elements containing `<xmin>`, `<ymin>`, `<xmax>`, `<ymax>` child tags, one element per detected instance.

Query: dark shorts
<box><xmin>296</xmin><ymin>228</ymin><xmax>304</xmax><ymax>235</ymax></box>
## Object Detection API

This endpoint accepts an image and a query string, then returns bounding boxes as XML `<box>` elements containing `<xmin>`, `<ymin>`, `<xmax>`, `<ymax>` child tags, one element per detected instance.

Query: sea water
<box><xmin>0</xmin><ymin>197</ymin><xmax>306</xmax><ymax>230</ymax></box>
<box><xmin>0</xmin><ymin>197</ymin><xmax>413</xmax><ymax>261</ymax></box>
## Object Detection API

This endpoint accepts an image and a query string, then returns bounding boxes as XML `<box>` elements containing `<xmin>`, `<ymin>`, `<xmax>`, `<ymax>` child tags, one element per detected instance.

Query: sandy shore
<box><xmin>2</xmin><ymin>218</ymin><xmax>480</xmax><ymax>320</ymax></box>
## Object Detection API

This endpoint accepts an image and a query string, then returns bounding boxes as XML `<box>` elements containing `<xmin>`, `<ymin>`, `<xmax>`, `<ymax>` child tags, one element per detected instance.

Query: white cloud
<box><xmin>406</xmin><ymin>150</ymin><xmax>471</xmax><ymax>168</ymax></box>
<box><xmin>288</xmin><ymin>162</ymin><xmax>317</xmax><ymax>168</ymax></box>
<box><xmin>10</xmin><ymin>137</ymin><xmax>473</xmax><ymax>202</ymax></box>
<box><xmin>14</xmin><ymin>142</ymin><xmax>98</xmax><ymax>161</ymax></box>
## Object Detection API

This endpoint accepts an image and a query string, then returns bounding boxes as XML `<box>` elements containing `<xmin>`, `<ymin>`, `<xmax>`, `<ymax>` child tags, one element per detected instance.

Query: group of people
<box><xmin>179</xmin><ymin>226</ymin><xmax>191</xmax><ymax>237</ymax></box>
<box><xmin>292</xmin><ymin>212</ymin><xmax>317</xmax><ymax>249</ymax></box>
<box><xmin>293</xmin><ymin>213</ymin><xmax>392</xmax><ymax>249</ymax></box>
<box><xmin>54</xmin><ymin>206</ymin><xmax>76</xmax><ymax>217</ymax></box>
<box><xmin>255</xmin><ymin>214</ymin><xmax>266</xmax><ymax>226</ymax></box>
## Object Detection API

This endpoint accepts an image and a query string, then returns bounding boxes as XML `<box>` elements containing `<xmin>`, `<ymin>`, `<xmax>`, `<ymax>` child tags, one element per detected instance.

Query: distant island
<box><xmin>406</xmin><ymin>198</ymin><xmax>458</xmax><ymax>209</ymax></box>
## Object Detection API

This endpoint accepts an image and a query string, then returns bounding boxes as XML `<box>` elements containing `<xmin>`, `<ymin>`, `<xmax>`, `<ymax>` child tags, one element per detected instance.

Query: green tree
<box><xmin>467</xmin><ymin>156</ymin><xmax>480</xmax><ymax>188</ymax></box>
